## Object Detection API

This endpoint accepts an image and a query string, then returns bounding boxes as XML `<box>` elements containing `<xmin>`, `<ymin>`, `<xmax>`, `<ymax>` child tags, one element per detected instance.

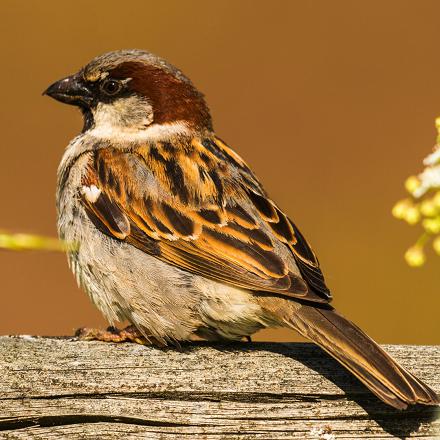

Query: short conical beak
<box><xmin>43</xmin><ymin>74</ymin><xmax>93</xmax><ymax>107</ymax></box>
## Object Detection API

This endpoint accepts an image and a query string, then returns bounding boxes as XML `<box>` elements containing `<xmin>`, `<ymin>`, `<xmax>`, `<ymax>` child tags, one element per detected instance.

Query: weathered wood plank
<box><xmin>0</xmin><ymin>336</ymin><xmax>438</xmax><ymax>439</ymax></box>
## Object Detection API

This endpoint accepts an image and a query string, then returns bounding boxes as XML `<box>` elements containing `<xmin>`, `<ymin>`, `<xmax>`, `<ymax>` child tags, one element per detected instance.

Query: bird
<box><xmin>44</xmin><ymin>49</ymin><xmax>439</xmax><ymax>410</ymax></box>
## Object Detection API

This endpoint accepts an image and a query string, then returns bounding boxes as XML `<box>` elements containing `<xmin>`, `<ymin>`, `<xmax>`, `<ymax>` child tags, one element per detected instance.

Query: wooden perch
<box><xmin>0</xmin><ymin>336</ymin><xmax>439</xmax><ymax>439</ymax></box>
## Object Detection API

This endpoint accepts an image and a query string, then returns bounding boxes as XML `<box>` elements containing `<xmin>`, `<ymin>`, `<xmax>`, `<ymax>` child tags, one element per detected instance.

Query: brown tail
<box><xmin>287</xmin><ymin>304</ymin><xmax>439</xmax><ymax>409</ymax></box>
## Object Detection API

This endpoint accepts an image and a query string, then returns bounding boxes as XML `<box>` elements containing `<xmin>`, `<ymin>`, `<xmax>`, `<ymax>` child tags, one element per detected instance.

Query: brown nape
<box><xmin>109</xmin><ymin>61</ymin><xmax>213</xmax><ymax>130</ymax></box>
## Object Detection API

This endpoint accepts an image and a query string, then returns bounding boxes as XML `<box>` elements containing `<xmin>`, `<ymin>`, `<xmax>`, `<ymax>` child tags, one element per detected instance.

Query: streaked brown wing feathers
<box><xmin>80</xmin><ymin>136</ymin><xmax>331</xmax><ymax>303</ymax></box>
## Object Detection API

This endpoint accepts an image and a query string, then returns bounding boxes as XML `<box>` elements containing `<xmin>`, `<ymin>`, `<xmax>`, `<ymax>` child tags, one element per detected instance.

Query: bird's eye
<box><xmin>100</xmin><ymin>79</ymin><xmax>122</xmax><ymax>96</ymax></box>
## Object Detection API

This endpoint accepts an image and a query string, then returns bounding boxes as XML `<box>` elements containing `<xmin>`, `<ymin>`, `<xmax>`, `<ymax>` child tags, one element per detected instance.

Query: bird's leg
<box><xmin>75</xmin><ymin>325</ymin><xmax>162</xmax><ymax>346</ymax></box>
<box><xmin>245</xmin><ymin>335</ymin><xmax>253</xmax><ymax>342</ymax></box>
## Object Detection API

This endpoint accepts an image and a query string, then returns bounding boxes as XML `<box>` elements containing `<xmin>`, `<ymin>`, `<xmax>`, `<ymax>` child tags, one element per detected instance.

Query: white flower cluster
<box><xmin>413</xmin><ymin>145</ymin><xmax>440</xmax><ymax>198</ymax></box>
<box><xmin>392</xmin><ymin>118</ymin><xmax>440</xmax><ymax>266</ymax></box>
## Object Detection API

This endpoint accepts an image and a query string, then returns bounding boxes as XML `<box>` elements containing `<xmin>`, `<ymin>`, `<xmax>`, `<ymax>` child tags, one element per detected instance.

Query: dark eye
<box><xmin>100</xmin><ymin>79</ymin><xmax>122</xmax><ymax>96</ymax></box>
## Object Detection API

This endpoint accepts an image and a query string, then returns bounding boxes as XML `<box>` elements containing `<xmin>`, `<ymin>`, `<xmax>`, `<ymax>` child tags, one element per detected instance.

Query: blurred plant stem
<box><xmin>0</xmin><ymin>231</ymin><xmax>70</xmax><ymax>252</ymax></box>
<box><xmin>392</xmin><ymin>117</ymin><xmax>440</xmax><ymax>266</ymax></box>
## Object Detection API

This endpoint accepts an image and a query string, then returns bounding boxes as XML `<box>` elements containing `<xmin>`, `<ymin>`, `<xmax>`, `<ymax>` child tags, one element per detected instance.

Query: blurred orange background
<box><xmin>0</xmin><ymin>0</ymin><xmax>439</xmax><ymax>344</ymax></box>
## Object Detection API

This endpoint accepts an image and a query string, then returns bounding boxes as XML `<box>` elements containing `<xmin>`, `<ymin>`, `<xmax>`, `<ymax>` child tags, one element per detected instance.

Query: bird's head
<box><xmin>44</xmin><ymin>49</ymin><xmax>212</xmax><ymax>136</ymax></box>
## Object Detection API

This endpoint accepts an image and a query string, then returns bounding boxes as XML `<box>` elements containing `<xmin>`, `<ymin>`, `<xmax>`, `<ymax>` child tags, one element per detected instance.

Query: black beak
<box><xmin>43</xmin><ymin>74</ymin><xmax>93</xmax><ymax>107</ymax></box>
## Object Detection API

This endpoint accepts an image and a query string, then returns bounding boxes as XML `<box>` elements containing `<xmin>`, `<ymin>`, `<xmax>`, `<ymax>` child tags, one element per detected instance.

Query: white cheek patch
<box><xmin>86</xmin><ymin>91</ymin><xmax>191</xmax><ymax>142</ymax></box>
<box><xmin>91</xmin><ymin>95</ymin><xmax>154</xmax><ymax>135</ymax></box>
<box><xmin>81</xmin><ymin>185</ymin><xmax>101</xmax><ymax>203</ymax></box>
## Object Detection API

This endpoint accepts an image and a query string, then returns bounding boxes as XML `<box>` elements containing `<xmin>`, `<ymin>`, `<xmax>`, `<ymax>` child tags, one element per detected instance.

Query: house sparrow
<box><xmin>44</xmin><ymin>49</ymin><xmax>439</xmax><ymax>409</ymax></box>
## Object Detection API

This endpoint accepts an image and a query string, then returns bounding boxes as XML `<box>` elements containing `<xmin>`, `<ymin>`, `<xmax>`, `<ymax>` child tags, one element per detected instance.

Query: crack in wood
<box><xmin>0</xmin><ymin>391</ymin><xmax>329</xmax><ymax>404</ymax></box>
<box><xmin>0</xmin><ymin>415</ymin><xmax>191</xmax><ymax>431</ymax></box>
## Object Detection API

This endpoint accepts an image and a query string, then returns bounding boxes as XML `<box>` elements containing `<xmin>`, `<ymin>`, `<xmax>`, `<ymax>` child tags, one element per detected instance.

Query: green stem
<box><xmin>0</xmin><ymin>232</ymin><xmax>69</xmax><ymax>252</ymax></box>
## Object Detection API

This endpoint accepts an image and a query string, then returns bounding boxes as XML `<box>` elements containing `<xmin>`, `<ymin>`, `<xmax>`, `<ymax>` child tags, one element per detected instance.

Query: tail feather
<box><xmin>288</xmin><ymin>305</ymin><xmax>439</xmax><ymax>409</ymax></box>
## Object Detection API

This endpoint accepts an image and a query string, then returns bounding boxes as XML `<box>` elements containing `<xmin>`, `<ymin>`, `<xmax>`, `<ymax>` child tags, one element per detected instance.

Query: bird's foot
<box><xmin>75</xmin><ymin>325</ymin><xmax>154</xmax><ymax>345</ymax></box>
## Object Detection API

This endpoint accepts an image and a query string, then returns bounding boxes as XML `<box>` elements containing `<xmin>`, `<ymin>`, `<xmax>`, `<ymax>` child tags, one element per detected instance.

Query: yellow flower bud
<box><xmin>404</xmin><ymin>246</ymin><xmax>426</xmax><ymax>267</ymax></box>
<box><xmin>405</xmin><ymin>176</ymin><xmax>420</xmax><ymax>194</ymax></box>
<box><xmin>392</xmin><ymin>199</ymin><xmax>411</xmax><ymax>219</ymax></box>
<box><xmin>433</xmin><ymin>236</ymin><xmax>440</xmax><ymax>255</ymax></box>
<box><xmin>422</xmin><ymin>218</ymin><xmax>440</xmax><ymax>234</ymax></box>
<box><xmin>404</xmin><ymin>206</ymin><xmax>420</xmax><ymax>225</ymax></box>
<box><xmin>0</xmin><ymin>234</ymin><xmax>15</xmax><ymax>249</ymax></box>
<box><xmin>436</xmin><ymin>116</ymin><xmax>440</xmax><ymax>134</ymax></box>
<box><xmin>420</xmin><ymin>199</ymin><xmax>438</xmax><ymax>217</ymax></box>
<box><xmin>433</xmin><ymin>191</ymin><xmax>440</xmax><ymax>208</ymax></box>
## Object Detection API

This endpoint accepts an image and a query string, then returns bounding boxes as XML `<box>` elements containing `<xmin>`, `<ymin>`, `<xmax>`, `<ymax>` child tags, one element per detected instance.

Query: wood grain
<box><xmin>0</xmin><ymin>336</ymin><xmax>439</xmax><ymax>439</ymax></box>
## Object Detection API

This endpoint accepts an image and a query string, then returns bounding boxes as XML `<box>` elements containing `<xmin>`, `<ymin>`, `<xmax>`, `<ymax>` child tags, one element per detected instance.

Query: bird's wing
<box><xmin>80</xmin><ymin>136</ymin><xmax>331</xmax><ymax>303</ymax></box>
